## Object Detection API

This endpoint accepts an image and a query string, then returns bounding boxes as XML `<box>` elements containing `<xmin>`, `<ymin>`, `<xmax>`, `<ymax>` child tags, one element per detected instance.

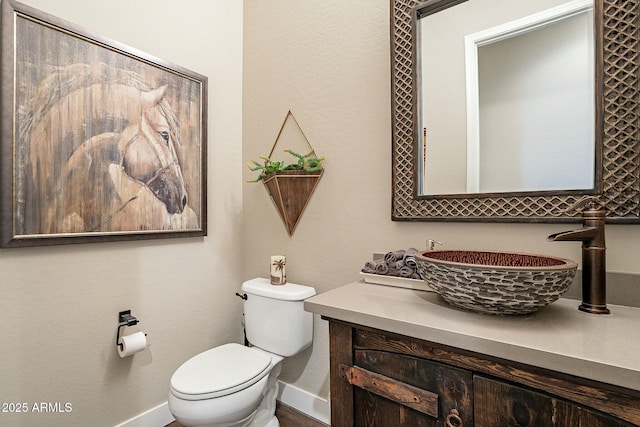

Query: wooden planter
<box><xmin>263</xmin><ymin>169</ymin><xmax>323</xmax><ymax>236</ymax></box>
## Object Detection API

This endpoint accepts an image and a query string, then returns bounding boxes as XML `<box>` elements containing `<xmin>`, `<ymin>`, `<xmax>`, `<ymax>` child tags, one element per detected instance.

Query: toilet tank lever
<box><xmin>235</xmin><ymin>292</ymin><xmax>248</xmax><ymax>300</ymax></box>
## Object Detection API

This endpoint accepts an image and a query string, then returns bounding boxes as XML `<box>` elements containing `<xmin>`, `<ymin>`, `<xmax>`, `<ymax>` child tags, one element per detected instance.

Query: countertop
<box><xmin>304</xmin><ymin>281</ymin><xmax>640</xmax><ymax>391</ymax></box>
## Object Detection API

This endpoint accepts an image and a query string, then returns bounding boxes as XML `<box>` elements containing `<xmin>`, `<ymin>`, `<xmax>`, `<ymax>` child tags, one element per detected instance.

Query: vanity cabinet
<box><xmin>328</xmin><ymin>318</ymin><xmax>640</xmax><ymax>427</ymax></box>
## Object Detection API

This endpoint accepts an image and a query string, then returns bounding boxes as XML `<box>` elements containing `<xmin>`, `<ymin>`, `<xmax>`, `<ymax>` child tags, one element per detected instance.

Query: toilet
<box><xmin>168</xmin><ymin>278</ymin><xmax>316</xmax><ymax>427</ymax></box>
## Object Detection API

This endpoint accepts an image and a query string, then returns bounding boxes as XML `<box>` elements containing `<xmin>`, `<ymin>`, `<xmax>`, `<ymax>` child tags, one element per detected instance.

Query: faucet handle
<box><xmin>562</xmin><ymin>197</ymin><xmax>604</xmax><ymax>216</ymax></box>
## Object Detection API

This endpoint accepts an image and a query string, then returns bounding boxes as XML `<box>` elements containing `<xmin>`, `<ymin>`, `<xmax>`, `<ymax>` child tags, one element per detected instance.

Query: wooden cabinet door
<box><xmin>351</xmin><ymin>349</ymin><xmax>473</xmax><ymax>426</ymax></box>
<box><xmin>474</xmin><ymin>376</ymin><xmax>636</xmax><ymax>427</ymax></box>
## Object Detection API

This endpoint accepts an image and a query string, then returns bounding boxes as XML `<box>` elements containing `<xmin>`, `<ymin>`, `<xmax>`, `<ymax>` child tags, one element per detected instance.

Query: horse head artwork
<box><xmin>118</xmin><ymin>84</ymin><xmax>188</xmax><ymax>215</ymax></box>
<box><xmin>17</xmin><ymin>63</ymin><xmax>199</xmax><ymax>236</ymax></box>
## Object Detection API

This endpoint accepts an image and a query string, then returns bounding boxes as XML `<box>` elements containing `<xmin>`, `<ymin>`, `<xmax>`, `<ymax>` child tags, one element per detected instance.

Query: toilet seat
<box><xmin>170</xmin><ymin>343</ymin><xmax>272</xmax><ymax>401</ymax></box>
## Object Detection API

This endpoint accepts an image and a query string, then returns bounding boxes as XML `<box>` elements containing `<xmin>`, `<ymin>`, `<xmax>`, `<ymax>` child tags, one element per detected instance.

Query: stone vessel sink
<box><xmin>414</xmin><ymin>250</ymin><xmax>578</xmax><ymax>315</ymax></box>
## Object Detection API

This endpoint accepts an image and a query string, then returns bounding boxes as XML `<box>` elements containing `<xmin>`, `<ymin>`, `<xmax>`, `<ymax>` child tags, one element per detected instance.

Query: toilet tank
<box><xmin>241</xmin><ymin>278</ymin><xmax>316</xmax><ymax>357</ymax></box>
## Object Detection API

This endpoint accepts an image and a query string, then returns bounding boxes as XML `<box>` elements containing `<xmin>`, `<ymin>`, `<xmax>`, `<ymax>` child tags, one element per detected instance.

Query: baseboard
<box><xmin>113</xmin><ymin>382</ymin><xmax>330</xmax><ymax>427</ymax></box>
<box><xmin>277</xmin><ymin>380</ymin><xmax>330</xmax><ymax>425</ymax></box>
<box><xmin>114</xmin><ymin>401</ymin><xmax>174</xmax><ymax>427</ymax></box>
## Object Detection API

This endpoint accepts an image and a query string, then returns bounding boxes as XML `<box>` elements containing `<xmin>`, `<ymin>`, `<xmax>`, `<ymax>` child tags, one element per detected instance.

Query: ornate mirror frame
<box><xmin>391</xmin><ymin>0</ymin><xmax>640</xmax><ymax>223</ymax></box>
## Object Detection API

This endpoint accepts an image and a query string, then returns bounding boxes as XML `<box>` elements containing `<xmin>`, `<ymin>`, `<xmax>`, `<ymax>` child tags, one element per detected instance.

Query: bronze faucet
<box><xmin>547</xmin><ymin>201</ymin><xmax>609</xmax><ymax>314</ymax></box>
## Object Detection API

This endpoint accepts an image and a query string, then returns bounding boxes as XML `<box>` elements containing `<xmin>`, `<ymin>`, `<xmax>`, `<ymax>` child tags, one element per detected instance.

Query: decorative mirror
<box><xmin>391</xmin><ymin>0</ymin><xmax>640</xmax><ymax>222</ymax></box>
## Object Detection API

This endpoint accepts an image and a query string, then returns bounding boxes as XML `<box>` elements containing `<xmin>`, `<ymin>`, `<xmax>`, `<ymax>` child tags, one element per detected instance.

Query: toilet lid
<box><xmin>170</xmin><ymin>343</ymin><xmax>272</xmax><ymax>400</ymax></box>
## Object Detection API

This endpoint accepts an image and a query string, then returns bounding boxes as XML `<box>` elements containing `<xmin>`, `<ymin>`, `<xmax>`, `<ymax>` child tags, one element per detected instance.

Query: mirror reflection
<box><xmin>417</xmin><ymin>0</ymin><xmax>595</xmax><ymax>196</ymax></box>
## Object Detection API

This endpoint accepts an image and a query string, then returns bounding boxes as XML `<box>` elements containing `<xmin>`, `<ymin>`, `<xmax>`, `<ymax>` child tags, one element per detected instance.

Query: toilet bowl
<box><xmin>168</xmin><ymin>278</ymin><xmax>316</xmax><ymax>427</ymax></box>
<box><xmin>169</xmin><ymin>343</ymin><xmax>283</xmax><ymax>427</ymax></box>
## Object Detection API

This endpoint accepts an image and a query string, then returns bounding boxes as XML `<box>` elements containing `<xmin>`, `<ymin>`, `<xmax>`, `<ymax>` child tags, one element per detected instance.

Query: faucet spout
<box><xmin>547</xmin><ymin>227</ymin><xmax>599</xmax><ymax>244</ymax></box>
<box><xmin>547</xmin><ymin>202</ymin><xmax>609</xmax><ymax>314</ymax></box>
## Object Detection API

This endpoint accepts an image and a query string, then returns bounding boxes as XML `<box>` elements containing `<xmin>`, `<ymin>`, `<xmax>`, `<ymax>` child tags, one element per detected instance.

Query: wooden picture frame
<box><xmin>1</xmin><ymin>0</ymin><xmax>208</xmax><ymax>247</ymax></box>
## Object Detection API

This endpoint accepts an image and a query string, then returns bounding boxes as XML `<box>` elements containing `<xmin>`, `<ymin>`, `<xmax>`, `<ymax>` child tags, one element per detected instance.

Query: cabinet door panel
<box><xmin>474</xmin><ymin>375</ymin><xmax>636</xmax><ymax>427</ymax></box>
<box><xmin>355</xmin><ymin>387</ymin><xmax>435</xmax><ymax>427</ymax></box>
<box><xmin>474</xmin><ymin>375</ymin><xmax>569</xmax><ymax>426</ymax></box>
<box><xmin>579</xmin><ymin>410</ymin><xmax>637</xmax><ymax>427</ymax></box>
<box><xmin>355</xmin><ymin>349</ymin><xmax>473</xmax><ymax>426</ymax></box>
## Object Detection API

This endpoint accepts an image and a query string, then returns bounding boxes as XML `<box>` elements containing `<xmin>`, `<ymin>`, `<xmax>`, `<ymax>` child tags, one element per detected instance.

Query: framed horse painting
<box><xmin>0</xmin><ymin>0</ymin><xmax>208</xmax><ymax>247</ymax></box>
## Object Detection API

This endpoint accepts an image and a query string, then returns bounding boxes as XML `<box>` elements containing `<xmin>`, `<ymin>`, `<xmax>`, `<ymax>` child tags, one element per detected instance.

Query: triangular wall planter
<box><xmin>254</xmin><ymin>110</ymin><xmax>324</xmax><ymax>236</ymax></box>
<box><xmin>263</xmin><ymin>169</ymin><xmax>323</xmax><ymax>236</ymax></box>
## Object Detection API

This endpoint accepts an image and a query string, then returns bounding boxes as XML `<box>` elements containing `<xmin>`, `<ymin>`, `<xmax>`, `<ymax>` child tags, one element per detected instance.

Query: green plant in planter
<box><xmin>247</xmin><ymin>149</ymin><xmax>325</xmax><ymax>182</ymax></box>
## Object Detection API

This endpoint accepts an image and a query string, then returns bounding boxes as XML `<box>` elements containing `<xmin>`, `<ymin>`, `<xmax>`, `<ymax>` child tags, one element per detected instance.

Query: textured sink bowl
<box><xmin>414</xmin><ymin>250</ymin><xmax>577</xmax><ymax>315</ymax></box>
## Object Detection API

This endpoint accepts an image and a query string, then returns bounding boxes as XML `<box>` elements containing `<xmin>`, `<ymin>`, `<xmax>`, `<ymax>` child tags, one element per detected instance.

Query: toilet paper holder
<box><xmin>116</xmin><ymin>310</ymin><xmax>139</xmax><ymax>348</ymax></box>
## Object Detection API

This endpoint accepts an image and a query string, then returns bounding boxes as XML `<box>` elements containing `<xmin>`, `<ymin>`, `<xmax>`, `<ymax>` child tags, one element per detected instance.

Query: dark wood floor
<box><xmin>166</xmin><ymin>402</ymin><xmax>329</xmax><ymax>427</ymax></box>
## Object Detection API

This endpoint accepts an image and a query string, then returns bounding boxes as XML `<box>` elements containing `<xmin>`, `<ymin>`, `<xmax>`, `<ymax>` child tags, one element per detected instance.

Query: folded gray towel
<box><xmin>361</xmin><ymin>259</ymin><xmax>389</xmax><ymax>275</ymax></box>
<box><xmin>363</xmin><ymin>248</ymin><xmax>424</xmax><ymax>278</ymax></box>
<box><xmin>384</xmin><ymin>250</ymin><xmax>406</xmax><ymax>263</ymax></box>
<box><xmin>398</xmin><ymin>266</ymin><xmax>415</xmax><ymax>278</ymax></box>
<box><xmin>387</xmin><ymin>260</ymin><xmax>404</xmax><ymax>270</ymax></box>
<box><xmin>361</xmin><ymin>260</ymin><xmax>379</xmax><ymax>274</ymax></box>
<box><xmin>375</xmin><ymin>260</ymin><xmax>389</xmax><ymax>275</ymax></box>
<box><xmin>403</xmin><ymin>247</ymin><xmax>418</xmax><ymax>268</ymax></box>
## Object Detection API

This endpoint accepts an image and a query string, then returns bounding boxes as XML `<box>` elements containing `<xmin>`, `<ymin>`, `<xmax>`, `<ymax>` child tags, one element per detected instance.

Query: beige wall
<box><xmin>0</xmin><ymin>1</ymin><xmax>243</xmax><ymax>426</ymax></box>
<box><xmin>243</xmin><ymin>0</ymin><xmax>640</xmax><ymax>405</ymax></box>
